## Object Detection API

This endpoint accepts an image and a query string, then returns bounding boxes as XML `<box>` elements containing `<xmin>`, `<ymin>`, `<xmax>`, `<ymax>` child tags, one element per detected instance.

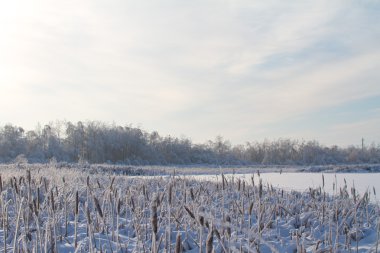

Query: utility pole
<box><xmin>361</xmin><ymin>138</ymin><xmax>364</xmax><ymax>152</ymax></box>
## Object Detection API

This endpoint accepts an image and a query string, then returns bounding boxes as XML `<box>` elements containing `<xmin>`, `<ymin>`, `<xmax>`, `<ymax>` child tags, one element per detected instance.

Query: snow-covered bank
<box><xmin>2</xmin><ymin>163</ymin><xmax>380</xmax><ymax>177</ymax></box>
<box><xmin>126</xmin><ymin>164</ymin><xmax>380</xmax><ymax>175</ymax></box>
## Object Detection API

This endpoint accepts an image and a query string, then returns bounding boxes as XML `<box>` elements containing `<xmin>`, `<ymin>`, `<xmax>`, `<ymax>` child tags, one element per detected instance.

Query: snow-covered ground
<box><xmin>0</xmin><ymin>165</ymin><xmax>378</xmax><ymax>252</ymax></box>
<box><xmin>191</xmin><ymin>172</ymin><xmax>380</xmax><ymax>202</ymax></box>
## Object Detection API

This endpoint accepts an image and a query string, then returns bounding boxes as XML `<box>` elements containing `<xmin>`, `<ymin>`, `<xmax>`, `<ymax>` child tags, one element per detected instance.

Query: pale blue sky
<box><xmin>0</xmin><ymin>0</ymin><xmax>379</xmax><ymax>146</ymax></box>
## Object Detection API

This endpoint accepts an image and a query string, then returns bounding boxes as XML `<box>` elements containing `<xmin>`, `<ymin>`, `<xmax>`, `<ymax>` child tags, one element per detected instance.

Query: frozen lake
<box><xmin>191</xmin><ymin>172</ymin><xmax>380</xmax><ymax>202</ymax></box>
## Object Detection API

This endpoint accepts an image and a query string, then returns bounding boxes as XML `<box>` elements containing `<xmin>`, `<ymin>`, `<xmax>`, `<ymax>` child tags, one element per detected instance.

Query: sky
<box><xmin>0</xmin><ymin>0</ymin><xmax>380</xmax><ymax>147</ymax></box>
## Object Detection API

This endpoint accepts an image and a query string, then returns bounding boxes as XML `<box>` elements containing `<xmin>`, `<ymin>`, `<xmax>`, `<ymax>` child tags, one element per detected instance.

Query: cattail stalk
<box><xmin>376</xmin><ymin>216</ymin><xmax>379</xmax><ymax>253</ymax></box>
<box><xmin>151</xmin><ymin>195</ymin><xmax>158</xmax><ymax>253</ymax></box>
<box><xmin>117</xmin><ymin>197</ymin><xmax>122</xmax><ymax>247</ymax></box>
<box><xmin>249</xmin><ymin>202</ymin><xmax>254</xmax><ymax>228</ymax></box>
<box><xmin>74</xmin><ymin>191</ymin><xmax>79</xmax><ymax>249</ymax></box>
<box><xmin>86</xmin><ymin>206</ymin><xmax>94</xmax><ymax>253</ymax></box>
<box><xmin>44</xmin><ymin>220</ymin><xmax>49</xmax><ymax>253</ymax></box>
<box><xmin>206</xmin><ymin>226</ymin><xmax>213</xmax><ymax>253</ymax></box>
<box><xmin>26</xmin><ymin>170</ymin><xmax>31</xmax><ymax>234</ymax></box>
<box><xmin>184</xmin><ymin>206</ymin><xmax>195</xmax><ymax>220</ymax></box>
<box><xmin>93</xmin><ymin>196</ymin><xmax>104</xmax><ymax>232</ymax></box>
<box><xmin>12</xmin><ymin>197</ymin><xmax>24</xmax><ymax>253</ymax></box>
<box><xmin>168</xmin><ymin>183</ymin><xmax>173</xmax><ymax>253</ymax></box>
<box><xmin>33</xmin><ymin>208</ymin><xmax>43</xmax><ymax>253</ymax></box>
<box><xmin>175</xmin><ymin>232</ymin><xmax>181</xmax><ymax>253</ymax></box>
<box><xmin>64</xmin><ymin>191</ymin><xmax>68</xmax><ymax>238</ymax></box>
<box><xmin>2</xmin><ymin>195</ymin><xmax>7</xmax><ymax>253</ymax></box>
<box><xmin>199</xmin><ymin>224</ymin><xmax>203</xmax><ymax>253</ymax></box>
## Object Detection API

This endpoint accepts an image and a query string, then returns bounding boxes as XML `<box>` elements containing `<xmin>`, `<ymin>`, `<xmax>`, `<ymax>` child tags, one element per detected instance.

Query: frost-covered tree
<box><xmin>0</xmin><ymin>121</ymin><xmax>379</xmax><ymax>165</ymax></box>
<box><xmin>0</xmin><ymin>125</ymin><xmax>26</xmax><ymax>161</ymax></box>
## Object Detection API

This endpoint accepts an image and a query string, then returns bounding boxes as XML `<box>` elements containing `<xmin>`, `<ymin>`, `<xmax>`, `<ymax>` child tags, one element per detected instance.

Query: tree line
<box><xmin>0</xmin><ymin>121</ymin><xmax>379</xmax><ymax>165</ymax></box>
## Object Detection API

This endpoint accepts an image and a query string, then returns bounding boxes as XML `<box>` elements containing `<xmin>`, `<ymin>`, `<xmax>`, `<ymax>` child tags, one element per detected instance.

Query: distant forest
<box><xmin>0</xmin><ymin>121</ymin><xmax>379</xmax><ymax>165</ymax></box>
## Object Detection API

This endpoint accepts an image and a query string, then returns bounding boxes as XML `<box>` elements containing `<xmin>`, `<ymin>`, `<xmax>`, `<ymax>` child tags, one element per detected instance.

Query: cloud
<box><xmin>0</xmin><ymin>0</ymin><xmax>379</xmax><ymax>145</ymax></box>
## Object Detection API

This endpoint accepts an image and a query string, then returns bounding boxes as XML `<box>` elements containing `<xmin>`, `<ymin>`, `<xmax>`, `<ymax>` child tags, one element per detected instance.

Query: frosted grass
<box><xmin>0</xmin><ymin>165</ymin><xmax>378</xmax><ymax>252</ymax></box>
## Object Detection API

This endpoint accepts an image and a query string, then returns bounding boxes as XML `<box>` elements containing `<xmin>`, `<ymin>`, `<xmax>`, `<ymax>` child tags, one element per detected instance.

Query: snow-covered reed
<box><xmin>0</xmin><ymin>165</ymin><xmax>378</xmax><ymax>252</ymax></box>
